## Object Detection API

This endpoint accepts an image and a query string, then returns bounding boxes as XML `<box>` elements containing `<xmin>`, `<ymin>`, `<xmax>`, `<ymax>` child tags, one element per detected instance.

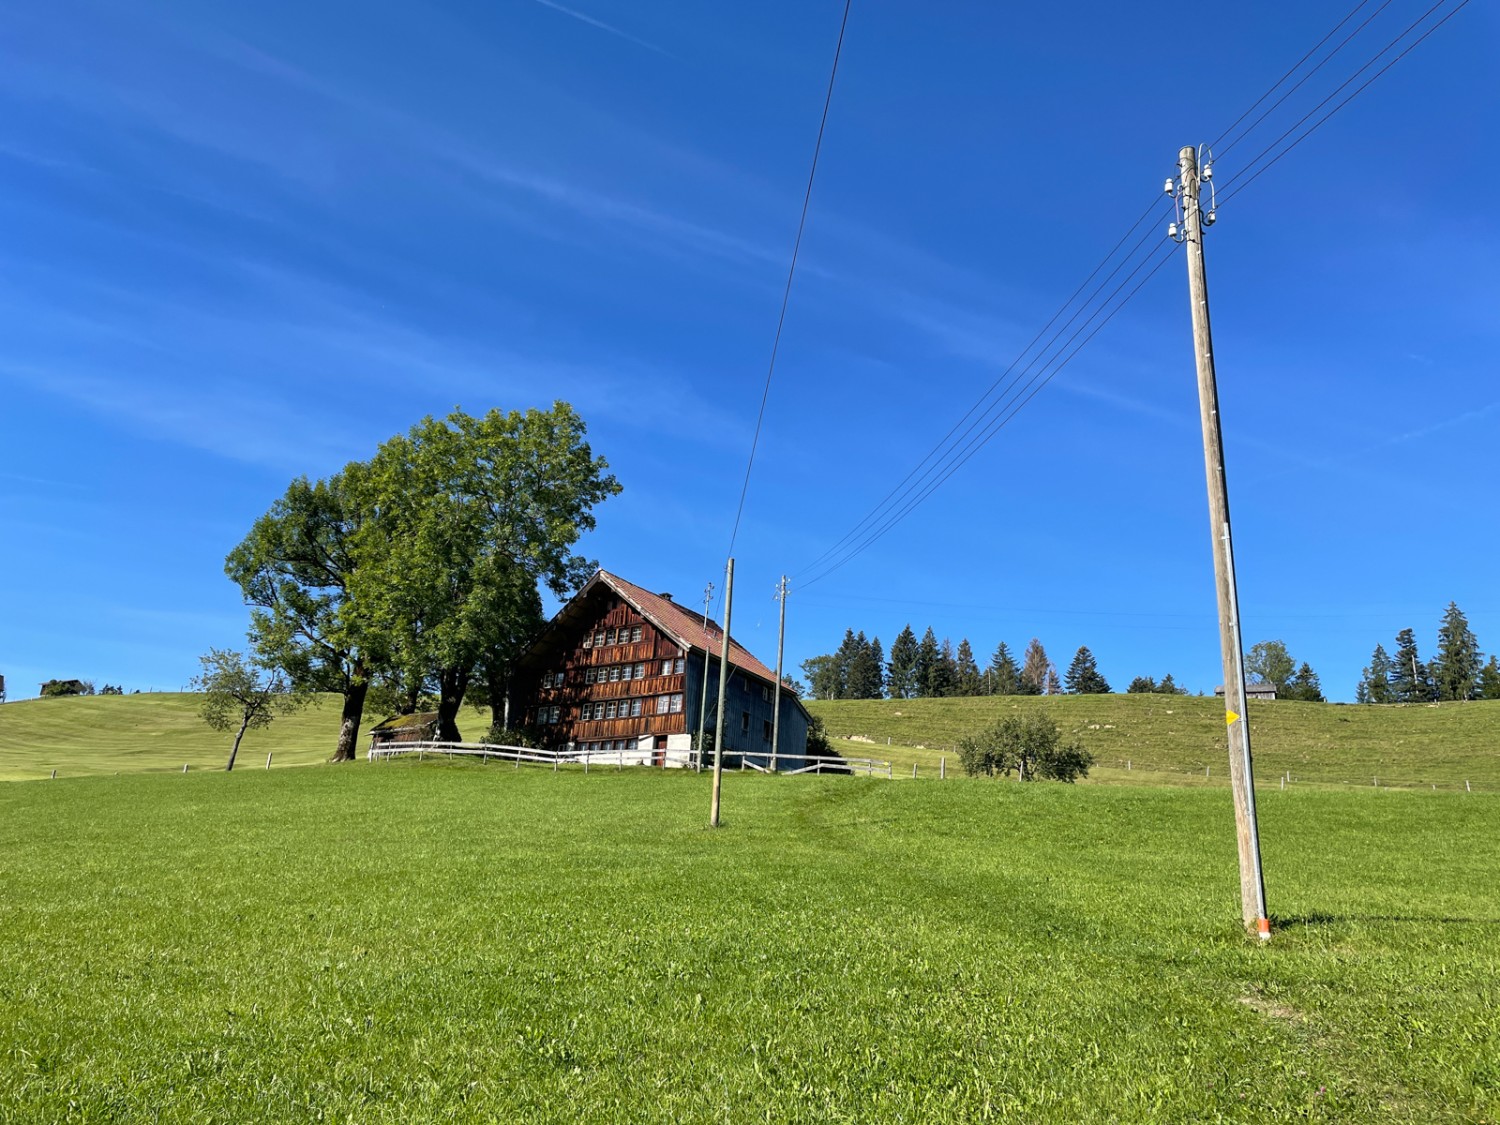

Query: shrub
<box><xmin>481</xmin><ymin>723</ymin><xmax>541</xmax><ymax>748</ymax></box>
<box><xmin>956</xmin><ymin>712</ymin><xmax>1095</xmax><ymax>783</ymax></box>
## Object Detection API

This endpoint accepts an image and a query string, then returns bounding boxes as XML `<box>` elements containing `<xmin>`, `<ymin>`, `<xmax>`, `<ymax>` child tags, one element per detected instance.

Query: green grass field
<box><xmin>809</xmin><ymin>694</ymin><xmax>1500</xmax><ymax>790</ymax></box>
<box><xmin>1</xmin><ymin>764</ymin><xmax>1496</xmax><ymax>1121</ymax></box>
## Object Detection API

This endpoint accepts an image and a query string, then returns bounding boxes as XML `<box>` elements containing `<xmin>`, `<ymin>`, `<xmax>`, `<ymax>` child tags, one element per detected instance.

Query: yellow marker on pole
<box><xmin>1225</xmin><ymin>710</ymin><xmax>1239</xmax><ymax>726</ymax></box>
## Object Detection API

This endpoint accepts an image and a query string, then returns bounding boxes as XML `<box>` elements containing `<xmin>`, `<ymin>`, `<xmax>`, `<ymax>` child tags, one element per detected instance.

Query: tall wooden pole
<box><xmin>696</xmin><ymin>582</ymin><xmax>714</xmax><ymax>773</ymax></box>
<box><xmin>1179</xmin><ymin>144</ymin><xmax>1270</xmax><ymax>940</ymax></box>
<box><xmin>709</xmin><ymin>558</ymin><xmax>735</xmax><ymax>827</ymax></box>
<box><xmin>770</xmin><ymin>575</ymin><xmax>788</xmax><ymax>772</ymax></box>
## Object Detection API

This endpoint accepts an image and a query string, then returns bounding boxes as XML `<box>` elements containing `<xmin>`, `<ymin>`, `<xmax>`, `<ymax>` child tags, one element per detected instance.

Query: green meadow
<box><xmin>1</xmin><ymin>764</ymin><xmax>1497</xmax><ymax>1122</ymax></box>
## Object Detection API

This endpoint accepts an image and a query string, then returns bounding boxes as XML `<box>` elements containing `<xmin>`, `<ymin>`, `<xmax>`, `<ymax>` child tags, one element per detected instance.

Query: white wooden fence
<box><xmin>367</xmin><ymin>740</ymin><xmax>892</xmax><ymax>777</ymax></box>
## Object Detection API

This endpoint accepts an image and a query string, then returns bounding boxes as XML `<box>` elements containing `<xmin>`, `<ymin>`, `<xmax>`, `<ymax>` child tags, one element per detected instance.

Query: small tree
<box><xmin>956</xmin><ymin>711</ymin><xmax>1094</xmax><ymax>782</ymax></box>
<box><xmin>191</xmin><ymin>649</ymin><xmax>304</xmax><ymax>771</ymax></box>
<box><xmin>1478</xmin><ymin>656</ymin><xmax>1500</xmax><ymax>701</ymax></box>
<box><xmin>986</xmin><ymin>642</ymin><xmax>1021</xmax><ymax>696</ymax></box>
<box><xmin>1126</xmin><ymin>675</ymin><xmax>1157</xmax><ymax>694</ymax></box>
<box><xmin>1283</xmin><ymin>662</ymin><xmax>1324</xmax><ymax>702</ymax></box>
<box><xmin>1064</xmin><ymin>647</ymin><xmax>1111</xmax><ymax>694</ymax></box>
<box><xmin>1358</xmin><ymin>645</ymin><xmax>1394</xmax><ymax>704</ymax></box>
<box><xmin>1156</xmin><ymin>673</ymin><xmax>1186</xmax><ymax>696</ymax></box>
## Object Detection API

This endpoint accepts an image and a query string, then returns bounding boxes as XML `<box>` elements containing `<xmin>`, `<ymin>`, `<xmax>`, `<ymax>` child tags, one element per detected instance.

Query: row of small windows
<box><xmin>541</xmin><ymin>658</ymin><xmax>687</xmax><ymax>689</ymax></box>
<box><xmin>580</xmin><ymin>740</ymin><xmax>637</xmax><ymax>754</ymax></box>
<box><xmin>583</xmin><ymin>625</ymin><xmax>643</xmax><ymax>648</ymax></box>
<box><xmin>538</xmin><ymin>695</ymin><xmax>685</xmax><ymax>723</ymax></box>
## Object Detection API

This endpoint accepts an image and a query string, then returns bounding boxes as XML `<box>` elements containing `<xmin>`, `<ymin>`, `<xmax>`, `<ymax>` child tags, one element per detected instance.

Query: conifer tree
<box><xmin>925</xmin><ymin>637</ymin><xmax>958</xmax><ymax>698</ymax></box>
<box><xmin>867</xmin><ymin>637</ymin><xmax>886</xmax><ymax>699</ymax></box>
<box><xmin>1433</xmin><ymin>601</ymin><xmax>1482</xmax><ymax>702</ymax></box>
<box><xmin>914</xmin><ymin>628</ymin><xmax>940</xmax><ymax>698</ymax></box>
<box><xmin>986</xmin><ymin>641</ymin><xmax>1021</xmax><ymax>695</ymax></box>
<box><xmin>1477</xmin><ymin>656</ymin><xmax>1500</xmax><ymax>700</ymax></box>
<box><xmin>954</xmin><ymin>638</ymin><xmax>983</xmax><ymax>697</ymax></box>
<box><xmin>1284</xmin><ymin>662</ymin><xmax>1324</xmax><ymax>702</ymax></box>
<box><xmin>1126</xmin><ymin>675</ymin><xmax>1157</xmax><ymax>694</ymax></box>
<box><xmin>886</xmin><ymin>625</ymin><xmax>920</xmax><ymax>699</ymax></box>
<box><xmin>1390</xmin><ymin>628</ymin><xmax>1434</xmax><ymax>702</ymax></box>
<box><xmin>1064</xmin><ymin>646</ymin><xmax>1111</xmax><ymax>694</ymax></box>
<box><xmin>1043</xmin><ymin>661</ymin><xmax>1062</xmax><ymax>695</ymax></box>
<box><xmin>1019</xmin><ymin>639</ymin><xmax>1049</xmax><ymax>696</ymax></box>
<box><xmin>1156</xmin><ymin>673</ymin><xmax>1184</xmax><ymax>695</ymax></box>
<box><xmin>847</xmin><ymin>631</ymin><xmax>884</xmax><ymax>700</ymax></box>
<box><xmin>1358</xmin><ymin>644</ymin><xmax>1394</xmax><ymax>704</ymax></box>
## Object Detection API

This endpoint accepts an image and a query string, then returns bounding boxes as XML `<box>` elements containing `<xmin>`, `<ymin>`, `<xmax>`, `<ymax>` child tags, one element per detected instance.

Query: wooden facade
<box><xmin>514</xmin><ymin>570</ymin><xmax>811</xmax><ymax>765</ymax></box>
<box><xmin>517</xmin><ymin>590</ymin><xmax>691</xmax><ymax>752</ymax></box>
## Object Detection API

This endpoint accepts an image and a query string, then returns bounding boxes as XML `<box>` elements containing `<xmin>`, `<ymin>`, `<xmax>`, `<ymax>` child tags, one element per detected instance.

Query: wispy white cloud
<box><xmin>526</xmin><ymin>0</ymin><xmax>671</xmax><ymax>56</ymax></box>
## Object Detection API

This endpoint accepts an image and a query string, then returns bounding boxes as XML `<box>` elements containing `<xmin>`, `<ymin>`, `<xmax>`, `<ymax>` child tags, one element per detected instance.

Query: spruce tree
<box><xmin>830</xmin><ymin>629</ymin><xmax>860</xmax><ymax>700</ymax></box>
<box><xmin>1477</xmin><ymin>656</ymin><xmax>1500</xmax><ymax>700</ymax></box>
<box><xmin>1064</xmin><ymin>646</ymin><xmax>1111</xmax><ymax>694</ymax></box>
<box><xmin>886</xmin><ymin>625</ymin><xmax>919</xmax><ymax>699</ymax></box>
<box><xmin>1284</xmin><ymin>662</ymin><xmax>1324</xmax><ymax>702</ymax></box>
<box><xmin>914</xmin><ymin>628</ymin><xmax>940</xmax><ymax>698</ymax></box>
<box><xmin>1156</xmin><ymin>673</ymin><xmax>1184</xmax><ymax>695</ymax></box>
<box><xmin>1390</xmin><ymin>628</ymin><xmax>1433</xmax><ymax>702</ymax></box>
<box><xmin>987</xmin><ymin>641</ymin><xmax>1020</xmax><ymax>695</ymax></box>
<box><xmin>925</xmin><ymin>637</ymin><xmax>958</xmax><ymax>698</ymax></box>
<box><xmin>1433</xmin><ymin>601</ymin><xmax>1482</xmax><ymax>702</ymax></box>
<box><xmin>1126</xmin><ymin>675</ymin><xmax>1157</xmax><ymax>694</ymax></box>
<box><xmin>954</xmin><ymin>639</ymin><xmax>983</xmax><ymax>697</ymax></box>
<box><xmin>846</xmin><ymin>631</ymin><xmax>884</xmax><ymax>700</ymax></box>
<box><xmin>867</xmin><ymin>637</ymin><xmax>886</xmax><ymax>699</ymax></box>
<box><xmin>1043</xmin><ymin>662</ymin><xmax>1062</xmax><ymax>695</ymax></box>
<box><xmin>1019</xmin><ymin>638</ymin><xmax>1049</xmax><ymax>696</ymax></box>
<box><xmin>1358</xmin><ymin>645</ymin><xmax>1394</xmax><ymax>704</ymax></box>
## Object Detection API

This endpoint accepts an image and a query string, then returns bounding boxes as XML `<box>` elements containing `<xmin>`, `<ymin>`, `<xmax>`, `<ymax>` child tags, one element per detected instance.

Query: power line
<box><xmin>800</xmin><ymin>241</ymin><xmax>1182</xmax><ymax>589</ymax></box>
<box><xmin>795</xmin><ymin>193</ymin><xmax>1170</xmax><ymax>581</ymax></box>
<box><xmin>1211</xmin><ymin>0</ymin><xmax>1394</xmax><ymax>160</ymax></box>
<box><xmin>725</xmin><ymin>0</ymin><xmax>853</xmax><ymax>559</ymax></box>
<box><xmin>1219</xmin><ymin>0</ymin><xmax>1473</xmax><ymax>206</ymax></box>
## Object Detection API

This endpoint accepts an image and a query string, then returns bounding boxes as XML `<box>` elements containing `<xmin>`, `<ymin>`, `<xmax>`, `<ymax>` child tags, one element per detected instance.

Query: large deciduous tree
<box><xmin>1245</xmin><ymin>640</ymin><xmax>1296</xmax><ymax>694</ymax></box>
<box><xmin>354</xmin><ymin>403</ymin><xmax>620</xmax><ymax>742</ymax></box>
<box><xmin>226</xmin><ymin>471</ymin><xmax>377</xmax><ymax>763</ymax></box>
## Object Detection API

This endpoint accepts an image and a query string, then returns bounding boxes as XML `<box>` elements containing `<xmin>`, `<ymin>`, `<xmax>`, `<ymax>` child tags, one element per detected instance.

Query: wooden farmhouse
<box><xmin>514</xmin><ymin>570</ymin><xmax>812</xmax><ymax>769</ymax></box>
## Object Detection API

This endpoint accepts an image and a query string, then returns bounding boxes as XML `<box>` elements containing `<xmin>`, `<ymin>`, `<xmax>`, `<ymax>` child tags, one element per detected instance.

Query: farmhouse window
<box><xmin>674</xmin><ymin>658</ymin><xmax>685</xmax><ymax>674</ymax></box>
<box><xmin>594</xmin><ymin>630</ymin><xmax>606</xmax><ymax>647</ymax></box>
<box><xmin>582</xmin><ymin>634</ymin><xmax>592</xmax><ymax>649</ymax></box>
<box><xmin>761</xmin><ymin>685</ymin><xmax>772</xmax><ymax>703</ymax></box>
<box><xmin>609</xmin><ymin>666</ymin><xmax>621</xmax><ymax>683</ymax></box>
<box><xmin>634</xmin><ymin>663</ymin><xmax>646</xmax><ymax>679</ymax></box>
<box><xmin>585</xmin><ymin>668</ymin><xmax>597</xmax><ymax>684</ymax></box>
<box><xmin>631</xmin><ymin>626</ymin><xmax>643</xmax><ymax>642</ymax></box>
<box><xmin>605</xmin><ymin>700</ymin><xmax>618</xmax><ymax>719</ymax></box>
<box><xmin>763</xmin><ymin>720</ymin><xmax>772</xmax><ymax>742</ymax></box>
<box><xmin>669</xmin><ymin>694</ymin><xmax>684</xmax><ymax>714</ymax></box>
<box><xmin>630</xmin><ymin>698</ymin><xmax>642</xmax><ymax>717</ymax></box>
<box><xmin>741</xmin><ymin>711</ymin><xmax>750</xmax><ymax>733</ymax></box>
<box><xmin>662</xmin><ymin>659</ymin><xmax>673</xmax><ymax>676</ymax></box>
<box><xmin>656</xmin><ymin>695</ymin><xmax>671</xmax><ymax>715</ymax></box>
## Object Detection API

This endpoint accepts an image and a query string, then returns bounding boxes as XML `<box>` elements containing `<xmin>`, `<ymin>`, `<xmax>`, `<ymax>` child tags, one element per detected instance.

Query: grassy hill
<box><xmin>1</xmin><ymin>765</ymin><xmax>1496</xmax><ymax>1121</ymax></box>
<box><xmin>0</xmin><ymin>693</ymin><xmax>377</xmax><ymax>782</ymax></box>
<box><xmin>3</xmin><ymin>691</ymin><xmax>1497</xmax><ymax>789</ymax></box>
<box><xmin>809</xmin><ymin>694</ymin><xmax>1500</xmax><ymax>790</ymax></box>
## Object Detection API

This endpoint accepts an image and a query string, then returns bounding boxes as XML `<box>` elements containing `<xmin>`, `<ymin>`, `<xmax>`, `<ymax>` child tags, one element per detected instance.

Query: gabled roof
<box><xmin>520</xmin><ymin>569</ymin><xmax>807</xmax><ymax>714</ymax></box>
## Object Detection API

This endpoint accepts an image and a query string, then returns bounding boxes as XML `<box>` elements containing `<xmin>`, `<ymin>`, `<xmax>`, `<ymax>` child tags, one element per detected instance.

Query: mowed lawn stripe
<box><xmin>1</xmin><ymin>765</ymin><xmax>1496</xmax><ymax>1121</ymax></box>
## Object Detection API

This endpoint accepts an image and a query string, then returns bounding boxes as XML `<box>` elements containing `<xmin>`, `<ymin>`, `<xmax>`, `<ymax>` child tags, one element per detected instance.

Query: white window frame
<box><xmin>670</xmin><ymin>694</ymin><xmax>684</xmax><ymax>714</ymax></box>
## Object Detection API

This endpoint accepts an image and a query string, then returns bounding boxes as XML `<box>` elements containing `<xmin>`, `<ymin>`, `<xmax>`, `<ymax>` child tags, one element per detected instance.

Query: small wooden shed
<box><xmin>368</xmin><ymin>711</ymin><xmax>451</xmax><ymax>750</ymax></box>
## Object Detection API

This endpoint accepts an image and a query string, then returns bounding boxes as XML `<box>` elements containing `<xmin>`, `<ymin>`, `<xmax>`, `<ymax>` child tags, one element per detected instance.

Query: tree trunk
<box><xmin>435</xmin><ymin>667</ymin><xmax>469</xmax><ymax>743</ymax></box>
<box><xmin>227</xmin><ymin>718</ymin><xmax>249</xmax><ymax>772</ymax></box>
<box><xmin>332</xmin><ymin>678</ymin><xmax>369</xmax><ymax>763</ymax></box>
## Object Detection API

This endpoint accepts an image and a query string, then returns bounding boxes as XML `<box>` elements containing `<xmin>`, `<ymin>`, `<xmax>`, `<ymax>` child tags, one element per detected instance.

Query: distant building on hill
<box><xmin>1214</xmin><ymin>683</ymin><xmax>1278</xmax><ymax>701</ymax></box>
<box><xmin>512</xmin><ymin>570</ymin><xmax>811</xmax><ymax>768</ymax></box>
<box><xmin>39</xmin><ymin>679</ymin><xmax>89</xmax><ymax>697</ymax></box>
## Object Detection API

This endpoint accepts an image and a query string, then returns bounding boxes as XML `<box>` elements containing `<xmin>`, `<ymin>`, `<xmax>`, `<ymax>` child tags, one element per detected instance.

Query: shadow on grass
<box><xmin>1273</xmin><ymin>911</ymin><xmax>1500</xmax><ymax>928</ymax></box>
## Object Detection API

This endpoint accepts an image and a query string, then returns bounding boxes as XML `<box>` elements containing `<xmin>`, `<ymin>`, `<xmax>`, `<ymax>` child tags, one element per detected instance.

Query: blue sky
<box><xmin>2</xmin><ymin>0</ymin><xmax>1496</xmax><ymax>703</ymax></box>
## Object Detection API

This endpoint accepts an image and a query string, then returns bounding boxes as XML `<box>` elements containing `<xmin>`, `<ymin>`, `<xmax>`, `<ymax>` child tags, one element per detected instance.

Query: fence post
<box><xmin>266</xmin><ymin>753</ymin><xmax>273</xmax><ymax>770</ymax></box>
<box><xmin>51</xmin><ymin>769</ymin><xmax>57</xmax><ymax>780</ymax></box>
<box><xmin>183</xmin><ymin>764</ymin><xmax>188</xmax><ymax>773</ymax></box>
<box><xmin>940</xmin><ymin>757</ymin><xmax>946</xmax><ymax>780</ymax></box>
<box><xmin>1466</xmin><ymin>780</ymin><xmax>1471</xmax><ymax>792</ymax></box>
<box><xmin>912</xmin><ymin>763</ymin><xmax>917</xmax><ymax>779</ymax></box>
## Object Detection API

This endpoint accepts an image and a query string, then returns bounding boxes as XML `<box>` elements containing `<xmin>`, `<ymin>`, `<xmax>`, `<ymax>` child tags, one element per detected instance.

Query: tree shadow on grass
<box><xmin>1273</xmin><ymin>911</ymin><xmax>1500</xmax><ymax>928</ymax></box>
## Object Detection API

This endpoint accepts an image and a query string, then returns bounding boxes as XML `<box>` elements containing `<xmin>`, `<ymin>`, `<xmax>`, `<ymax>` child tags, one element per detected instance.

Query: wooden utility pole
<box><xmin>770</xmin><ymin>575</ymin><xmax>788</xmax><ymax>772</ymax></box>
<box><xmin>710</xmin><ymin>558</ymin><xmax>735</xmax><ymax>827</ymax></box>
<box><xmin>1177</xmin><ymin>144</ymin><xmax>1270</xmax><ymax>940</ymax></box>
<box><xmin>696</xmin><ymin>582</ymin><xmax>714</xmax><ymax>772</ymax></box>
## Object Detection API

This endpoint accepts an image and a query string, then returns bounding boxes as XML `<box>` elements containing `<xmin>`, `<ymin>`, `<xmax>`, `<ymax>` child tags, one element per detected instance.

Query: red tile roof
<box><xmin>599</xmin><ymin>571</ymin><xmax>784</xmax><ymax>687</ymax></box>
